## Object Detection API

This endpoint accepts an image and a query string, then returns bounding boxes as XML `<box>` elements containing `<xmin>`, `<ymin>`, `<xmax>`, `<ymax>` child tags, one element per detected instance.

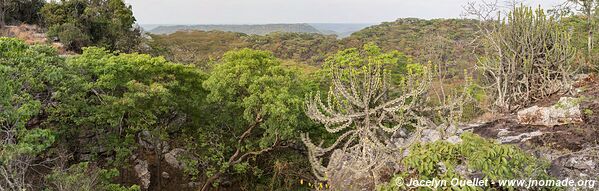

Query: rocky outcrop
<box><xmin>496</xmin><ymin>128</ymin><xmax>543</xmax><ymax>144</ymax></box>
<box><xmin>134</xmin><ymin>159</ymin><xmax>151</xmax><ymax>190</ymax></box>
<box><xmin>517</xmin><ymin>97</ymin><xmax>583</xmax><ymax>127</ymax></box>
<box><xmin>548</xmin><ymin>148</ymin><xmax>599</xmax><ymax>191</ymax></box>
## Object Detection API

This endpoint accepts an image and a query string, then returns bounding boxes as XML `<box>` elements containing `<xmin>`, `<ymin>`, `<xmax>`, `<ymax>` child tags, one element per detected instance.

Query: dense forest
<box><xmin>1</xmin><ymin>0</ymin><xmax>599</xmax><ymax>191</ymax></box>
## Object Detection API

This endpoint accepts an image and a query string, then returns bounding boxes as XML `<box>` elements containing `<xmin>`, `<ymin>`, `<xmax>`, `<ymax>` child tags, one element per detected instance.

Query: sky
<box><xmin>124</xmin><ymin>0</ymin><xmax>564</xmax><ymax>25</ymax></box>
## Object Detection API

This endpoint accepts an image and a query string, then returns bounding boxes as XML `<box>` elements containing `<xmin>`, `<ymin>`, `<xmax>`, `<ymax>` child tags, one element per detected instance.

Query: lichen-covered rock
<box><xmin>517</xmin><ymin>97</ymin><xmax>583</xmax><ymax>127</ymax></box>
<box><xmin>549</xmin><ymin>152</ymin><xmax>599</xmax><ymax>191</ymax></box>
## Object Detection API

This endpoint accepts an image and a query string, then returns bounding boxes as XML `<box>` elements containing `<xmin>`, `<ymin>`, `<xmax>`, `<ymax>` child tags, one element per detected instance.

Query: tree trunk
<box><xmin>200</xmin><ymin>172</ymin><xmax>222</xmax><ymax>191</ymax></box>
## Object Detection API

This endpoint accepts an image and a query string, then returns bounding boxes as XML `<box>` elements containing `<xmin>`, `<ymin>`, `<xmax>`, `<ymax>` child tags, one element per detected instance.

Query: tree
<box><xmin>567</xmin><ymin>0</ymin><xmax>598</xmax><ymax>67</ymax></box>
<box><xmin>191</xmin><ymin>49</ymin><xmax>307</xmax><ymax>190</ymax></box>
<box><xmin>0</xmin><ymin>0</ymin><xmax>46</xmax><ymax>27</ymax></box>
<box><xmin>52</xmin><ymin>47</ymin><xmax>206</xmax><ymax>190</ymax></box>
<box><xmin>41</xmin><ymin>0</ymin><xmax>141</xmax><ymax>52</ymax></box>
<box><xmin>475</xmin><ymin>5</ymin><xmax>576</xmax><ymax>112</ymax></box>
<box><xmin>0</xmin><ymin>38</ymin><xmax>59</xmax><ymax>190</ymax></box>
<box><xmin>301</xmin><ymin>44</ymin><xmax>465</xmax><ymax>190</ymax></box>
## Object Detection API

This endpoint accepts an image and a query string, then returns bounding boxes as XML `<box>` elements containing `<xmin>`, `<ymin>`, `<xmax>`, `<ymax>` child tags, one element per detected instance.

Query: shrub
<box><xmin>379</xmin><ymin>133</ymin><xmax>555</xmax><ymax>191</ymax></box>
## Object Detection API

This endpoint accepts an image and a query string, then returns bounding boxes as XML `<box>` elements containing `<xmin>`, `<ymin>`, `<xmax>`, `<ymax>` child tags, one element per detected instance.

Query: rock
<box><xmin>162</xmin><ymin>172</ymin><xmax>170</xmax><ymax>179</ymax></box>
<box><xmin>564</xmin><ymin>157</ymin><xmax>595</xmax><ymax>170</ymax></box>
<box><xmin>420</xmin><ymin>129</ymin><xmax>441</xmax><ymax>143</ymax></box>
<box><xmin>138</xmin><ymin>131</ymin><xmax>154</xmax><ymax>150</ymax></box>
<box><xmin>134</xmin><ymin>159</ymin><xmax>151</xmax><ymax>190</ymax></box>
<box><xmin>517</xmin><ymin>97</ymin><xmax>583</xmax><ymax>127</ymax></box>
<box><xmin>326</xmin><ymin>148</ymin><xmax>398</xmax><ymax>191</ymax></box>
<box><xmin>164</xmin><ymin>148</ymin><xmax>186</xmax><ymax>170</ymax></box>
<box><xmin>446</xmin><ymin>136</ymin><xmax>462</xmax><ymax>144</ymax></box>
<box><xmin>550</xmin><ymin>152</ymin><xmax>599</xmax><ymax>191</ymax></box>
<box><xmin>445</xmin><ymin>124</ymin><xmax>463</xmax><ymax>135</ymax></box>
<box><xmin>497</xmin><ymin>131</ymin><xmax>543</xmax><ymax>144</ymax></box>
<box><xmin>138</xmin><ymin>130</ymin><xmax>171</xmax><ymax>153</ymax></box>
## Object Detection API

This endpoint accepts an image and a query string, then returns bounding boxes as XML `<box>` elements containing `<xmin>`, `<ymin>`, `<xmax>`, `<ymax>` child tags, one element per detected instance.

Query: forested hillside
<box><xmin>2</xmin><ymin>0</ymin><xmax>599</xmax><ymax>191</ymax></box>
<box><xmin>149</xmin><ymin>24</ymin><xmax>322</xmax><ymax>35</ymax></box>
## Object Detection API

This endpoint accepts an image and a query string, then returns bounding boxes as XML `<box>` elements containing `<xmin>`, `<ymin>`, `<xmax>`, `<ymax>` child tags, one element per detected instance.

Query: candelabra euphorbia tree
<box><xmin>301</xmin><ymin>44</ymin><xmax>465</xmax><ymax>188</ymax></box>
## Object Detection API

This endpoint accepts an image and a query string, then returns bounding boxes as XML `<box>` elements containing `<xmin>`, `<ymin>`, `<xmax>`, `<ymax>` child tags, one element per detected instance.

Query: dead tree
<box><xmin>301</xmin><ymin>53</ymin><xmax>465</xmax><ymax>189</ymax></box>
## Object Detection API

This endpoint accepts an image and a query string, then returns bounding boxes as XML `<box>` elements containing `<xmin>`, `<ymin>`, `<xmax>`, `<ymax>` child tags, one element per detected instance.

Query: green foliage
<box><xmin>45</xmin><ymin>162</ymin><xmax>140</xmax><ymax>191</ymax></box>
<box><xmin>379</xmin><ymin>133</ymin><xmax>555</xmax><ymax>191</ymax></box>
<box><xmin>182</xmin><ymin>48</ymin><xmax>311</xmax><ymax>188</ymax></box>
<box><xmin>0</xmin><ymin>0</ymin><xmax>45</xmax><ymax>26</ymax></box>
<box><xmin>52</xmin><ymin>46</ymin><xmax>206</xmax><ymax>164</ymax></box>
<box><xmin>0</xmin><ymin>38</ymin><xmax>62</xmax><ymax>157</ymax></box>
<box><xmin>319</xmin><ymin>43</ymin><xmax>418</xmax><ymax>96</ymax></box>
<box><xmin>560</xmin><ymin>15</ymin><xmax>599</xmax><ymax>70</ymax></box>
<box><xmin>0</xmin><ymin>37</ymin><xmax>60</xmax><ymax>190</ymax></box>
<box><xmin>149</xmin><ymin>31</ymin><xmax>340</xmax><ymax>69</ymax></box>
<box><xmin>246</xmin><ymin>32</ymin><xmax>340</xmax><ymax>65</ymax></box>
<box><xmin>148</xmin><ymin>31</ymin><xmax>250</xmax><ymax>69</ymax></box>
<box><xmin>343</xmin><ymin>18</ymin><xmax>480</xmax><ymax>77</ymax></box>
<box><xmin>41</xmin><ymin>0</ymin><xmax>141</xmax><ymax>52</ymax></box>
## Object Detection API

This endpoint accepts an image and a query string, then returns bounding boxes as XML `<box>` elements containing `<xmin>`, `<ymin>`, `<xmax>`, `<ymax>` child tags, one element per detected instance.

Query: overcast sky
<box><xmin>124</xmin><ymin>0</ymin><xmax>564</xmax><ymax>25</ymax></box>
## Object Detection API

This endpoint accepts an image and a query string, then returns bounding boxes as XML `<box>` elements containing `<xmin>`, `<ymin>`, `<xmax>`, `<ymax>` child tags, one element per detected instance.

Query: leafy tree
<box><xmin>40</xmin><ymin>0</ymin><xmax>141</xmax><ymax>52</ymax></box>
<box><xmin>0</xmin><ymin>37</ymin><xmax>60</xmax><ymax>190</ymax></box>
<box><xmin>185</xmin><ymin>49</ymin><xmax>308</xmax><ymax>190</ymax></box>
<box><xmin>0</xmin><ymin>0</ymin><xmax>45</xmax><ymax>26</ymax></box>
<box><xmin>45</xmin><ymin>162</ymin><xmax>140</xmax><ymax>191</ymax></box>
<box><xmin>51</xmin><ymin>47</ymin><xmax>207</xmax><ymax>173</ymax></box>
<box><xmin>566</xmin><ymin>0</ymin><xmax>599</xmax><ymax>66</ymax></box>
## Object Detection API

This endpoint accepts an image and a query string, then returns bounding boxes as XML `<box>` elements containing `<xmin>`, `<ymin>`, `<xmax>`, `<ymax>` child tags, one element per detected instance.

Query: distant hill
<box><xmin>145</xmin><ymin>23</ymin><xmax>375</xmax><ymax>37</ymax></box>
<box><xmin>309</xmin><ymin>23</ymin><xmax>375</xmax><ymax>37</ymax></box>
<box><xmin>149</xmin><ymin>24</ymin><xmax>321</xmax><ymax>35</ymax></box>
<box><xmin>147</xmin><ymin>18</ymin><xmax>481</xmax><ymax>71</ymax></box>
<box><xmin>342</xmin><ymin>18</ymin><xmax>481</xmax><ymax>76</ymax></box>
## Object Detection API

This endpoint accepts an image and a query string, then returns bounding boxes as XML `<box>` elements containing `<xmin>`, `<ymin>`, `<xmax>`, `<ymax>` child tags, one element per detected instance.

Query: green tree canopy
<box><xmin>184</xmin><ymin>48</ymin><xmax>309</xmax><ymax>190</ymax></box>
<box><xmin>40</xmin><ymin>0</ymin><xmax>141</xmax><ymax>52</ymax></box>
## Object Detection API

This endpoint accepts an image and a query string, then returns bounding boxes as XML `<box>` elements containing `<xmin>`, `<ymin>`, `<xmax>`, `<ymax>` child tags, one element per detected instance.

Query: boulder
<box><xmin>517</xmin><ymin>97</ymin><xmax>583</xmax><ymax>127</ymax></box>
<box><xmin>134</xmin><ymin>159</ymin><xmax>151</xmax><ymax>190</ymax></box>
<box><xmin>326</xmin><ymin>148</ymin><xmax>398</xmax><ymax>191</ymax></box>
<box><xmin>164</xmin><ymin>148</ymin><xmax>186</xmax><ymax>170</ymax></box>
